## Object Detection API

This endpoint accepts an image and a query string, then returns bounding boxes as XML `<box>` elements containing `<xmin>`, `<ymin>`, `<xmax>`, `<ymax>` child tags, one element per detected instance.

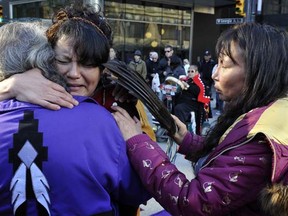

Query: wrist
<box><xmin>0</xmin><ymin>75</ymin><xmax>18</xmax><ymax>100</ymax></box>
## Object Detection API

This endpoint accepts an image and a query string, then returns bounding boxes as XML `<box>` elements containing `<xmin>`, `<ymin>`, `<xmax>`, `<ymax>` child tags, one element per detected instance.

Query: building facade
<box><xmin>1</xmin><ymin>0</ymin><xmax>288</xmax><ymax>63</ymax></box>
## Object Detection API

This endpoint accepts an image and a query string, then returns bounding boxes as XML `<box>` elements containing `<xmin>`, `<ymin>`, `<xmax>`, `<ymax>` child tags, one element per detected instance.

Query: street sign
<box><xmin>216</xmin><ymin>18</ymin><xmax>244</xmax><ymax>25</ymax></box>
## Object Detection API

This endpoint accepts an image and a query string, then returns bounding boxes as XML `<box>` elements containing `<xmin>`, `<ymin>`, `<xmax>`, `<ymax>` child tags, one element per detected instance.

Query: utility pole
<box><xmin>85</xmin><ymin>0</ymin><xmax>104</xmax><ymax>11</ymax></box>
<box><xmin>245</xmin><ymin>0</ymin><xmax>257</xmax><ymax>23</ymax></box>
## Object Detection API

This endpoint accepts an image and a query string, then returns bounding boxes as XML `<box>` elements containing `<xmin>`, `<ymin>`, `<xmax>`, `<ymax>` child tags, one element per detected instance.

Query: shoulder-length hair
<box><xmin>200</xmin><ymin>22</ymin><xmax>288</xmax><ymax>158</ymax></box>
<box><xmin>47</xmin><ymin>3</ymin><xmax>112</xmax><ymax>68</ymax></box>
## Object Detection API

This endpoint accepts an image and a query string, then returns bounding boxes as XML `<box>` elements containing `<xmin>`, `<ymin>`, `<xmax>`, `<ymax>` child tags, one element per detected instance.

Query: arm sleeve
<box><xmin>142</xmin><ymin>63</ymin><xmax>147</xmax><ymax>80</ymax></box>
<box><xmin>177</xmin><ymin>132</ymin><xmax>206</xmax><ymax>162</ymax></box>
<box><xmin>109</xmin><ymin>123</ymin><xmax>151</xmax><ymax>206</ymax></box>
<box><xmin>126</xmin><ymin>134</ymin><xmax>272</xmax><ymax>215</ymax></box>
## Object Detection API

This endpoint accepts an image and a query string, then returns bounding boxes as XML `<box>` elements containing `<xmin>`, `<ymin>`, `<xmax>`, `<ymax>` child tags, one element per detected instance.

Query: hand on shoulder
<box><xmin>7</xmin><ymin>68</ymin><xmax>78</xmax><ymax>110</ymax></box>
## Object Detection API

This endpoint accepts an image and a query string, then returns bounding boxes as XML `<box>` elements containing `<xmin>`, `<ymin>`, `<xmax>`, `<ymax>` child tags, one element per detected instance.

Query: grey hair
<box><xmin>151</xmin><ymin>51</ymin><xmax>158</xmax><ymax>59</ymax></box>
<box><xmin>0</xmin><ymin>22</ymin><xmax>67</xmax><ymax>89</ymax></box>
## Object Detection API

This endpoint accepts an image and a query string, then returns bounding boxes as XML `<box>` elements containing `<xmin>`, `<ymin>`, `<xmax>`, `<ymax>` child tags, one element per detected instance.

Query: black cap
<box><xmin>204</xmin><ymin>50</ymin><xmax>211</xmax><ymax>56</ymax></box>
<box><xmin>134</xmin><ymin>50</ymin><xmax>142</xmax><ymax>56</ymax></box>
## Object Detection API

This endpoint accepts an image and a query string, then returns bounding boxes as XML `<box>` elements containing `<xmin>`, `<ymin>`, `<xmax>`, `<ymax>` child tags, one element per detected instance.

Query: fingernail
<box><xmin>74</xmin><ymin>100</ymin><xmax>79</xmax><ymax>105</ymax></box>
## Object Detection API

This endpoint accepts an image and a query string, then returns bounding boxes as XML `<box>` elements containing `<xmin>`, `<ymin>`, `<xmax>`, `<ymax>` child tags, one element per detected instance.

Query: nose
<box><xmin>212</xmin><ymin>65</ymin><xmax>219</xmax><ymax>81</ymax></box>
<box><xmin>67</xmin><ymin>62</ymin><xmax>81</xmax><ymax>79</ymax></box>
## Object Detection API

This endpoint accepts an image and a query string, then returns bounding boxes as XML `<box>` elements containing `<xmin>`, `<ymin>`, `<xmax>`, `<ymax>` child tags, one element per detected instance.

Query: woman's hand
<box><xmin>111</xmin><ymin>105</ymin><xmax>142</xmax><ymax>141</ymax></box>
<box><xmin>171</xmin><ymin>115</ymin><xmax>188</xmax><ymax>145</ymax></box>
<box><xmin>4</xmin><ymin>69</ymin><xmax>78</xmax><ymax>110</ymax></box>
<box><xmin>181</xmin><ymin>81</ymin><xmax>190</xmax><ymax>90</ymax></box>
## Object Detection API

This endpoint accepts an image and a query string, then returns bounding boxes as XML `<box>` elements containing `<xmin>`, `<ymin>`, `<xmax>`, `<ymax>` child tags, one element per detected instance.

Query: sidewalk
<box><xmin>139</xmin><ymin>143</ymin><xmax>195</xmax><ymax>216</ymax></box>
<box><xmin>140</xmin><ymin>89</ymin><xmax>220</xmax><ymax>216</ymax></box>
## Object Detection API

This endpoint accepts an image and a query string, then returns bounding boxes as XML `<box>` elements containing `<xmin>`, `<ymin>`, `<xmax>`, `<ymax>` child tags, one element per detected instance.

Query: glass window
<box><xmin>105</xmin><ymin>0</ymin><xmax>190</xmax><ymax>61</ymax></box>
<box><xmin>12</xmin><ymin>1</ymin><xmax>44</xmax><ymax>19</ymax></box>
<box><xmin>263</xmin><ymin>0</ymin><xmax>288</xmax><ymax>15</ymax></box>
<box><xmin>105</xmin><ymin>1</ymin><xmax>125</xmax><ymax>19</ymax></box>
<box><xmin>124</xmin><ymin>3</ymin><xmax>144</xmax><ymax>21</ymax></box>
<box><xmin>144</xmin><ymin>22</ymin><xmax>162</xmax><ymax>48</ymax></box>
<box><xmin>144</xmin><ymin>4</ymin><xmax>162</xmax><ymax>23</ymax></box>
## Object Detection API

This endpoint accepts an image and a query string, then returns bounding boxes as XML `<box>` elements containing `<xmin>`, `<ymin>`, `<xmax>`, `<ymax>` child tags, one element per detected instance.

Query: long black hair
<box><xmin>198</xmin><ymin>23</ymin><xmax>288</xmax><ymax>158</ymax></box>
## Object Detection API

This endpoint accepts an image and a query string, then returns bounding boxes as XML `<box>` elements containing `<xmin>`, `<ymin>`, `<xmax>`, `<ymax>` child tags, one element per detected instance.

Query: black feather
<box><xmin>103</xmin><ymin>59</ymin><xmax>176</xmax><ymax>135</ymax></box>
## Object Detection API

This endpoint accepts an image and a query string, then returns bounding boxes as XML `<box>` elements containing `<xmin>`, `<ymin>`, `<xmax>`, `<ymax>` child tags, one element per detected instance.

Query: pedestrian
<box><xmin>109</xmin><ymin>47</ymin><xmax>119</xmax><ymax>60</ymax></box>
<box><xmin>183</xmin><ymin>58</ymin><xmax>190</xmax><ymax>75</ymax></box>
<box><xmin>173</xmin><ymin>64</ymin><xmax>210</xmax><ymax>134</ymax></box>
<box><xmin>127</xmin><ymin>50</ymin><xmax>156</xmax><ymax>142</ymax></box>
<box><xmin>158</xmin><ymin>44</ymin><xmax>182</xmax><ymax>83</ymax></box>
<box><xmin>212</xmin><ymin>64</ymin><xmax>224</xmax><ymax>114</ymax></box>
<box><xmin>145</xmin><ymin>51</ymin><xmax>159</xmax><ymax>85</ymax></box>
<box><xmin>165</xmin><ymin>55</ymin><xmax>186</xmax><ymax>79</ymax></box>
<box><xmin>0</xmin><ymin>21</ymin><xmax>150</xmax><ymax>216</ymax></box>
<box><xmin>112</xmin><ymin>22</ymin><xmax>288</xmax><ymax>216</ymax></box>
<box><xmin>197</xmin><ymin>50</ymin><xmax>216</xmax><ymax>98</ymax></box>
<box><xmin>197</xmin><ymin>50</ymin><xmax>216</xmax><ymax>118</ymax></box>
<box><xmin>128</xmin><ymin>50</ymin><xmax>147</xmax><ymax>80</ymax></box>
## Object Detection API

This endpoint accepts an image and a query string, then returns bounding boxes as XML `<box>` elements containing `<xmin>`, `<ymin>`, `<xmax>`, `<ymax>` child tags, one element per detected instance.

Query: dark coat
<box><xmin>145</xmin><ymin>58</ymin><xmax>159</xmax><ymax>83</ymax></box>
<box><xmin>198</xmin><ymin>58</ymin><xmax>216</xmax><ymax>87</ymax></box>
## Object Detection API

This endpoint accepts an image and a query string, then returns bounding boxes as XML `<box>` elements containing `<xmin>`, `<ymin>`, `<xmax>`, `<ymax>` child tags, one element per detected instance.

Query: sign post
<box><xmin>216</xmin><ymin>18</ymin><xmax>244</xmax><ymax>25</ymax></box>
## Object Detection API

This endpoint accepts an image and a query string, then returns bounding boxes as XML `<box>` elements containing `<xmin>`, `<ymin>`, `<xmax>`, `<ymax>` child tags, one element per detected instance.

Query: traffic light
<box><xmin>235</xmin><ymin>0</ymin><xmax>246</xmax><ymax>17</ymax></box>
<box><xmin>0</xmin><ymin>5</ymin><xmax>3</xmax><ymax>22</ymax></box>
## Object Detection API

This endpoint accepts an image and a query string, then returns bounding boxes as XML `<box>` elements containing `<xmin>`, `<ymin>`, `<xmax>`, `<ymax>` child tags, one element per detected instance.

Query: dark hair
<box><xmin>46</xmin><ymin>3</ymin><xmax>112</xmax><ymax>67</ymax></box>
<box><xmin>170</xmin><ymin>55</ymin><xmax>181</xmax><ymax>69</ymax></box>
<box><xmin>199</xmin><ymin>23</ymin><xmax>288</xmax><ymax>158</ymax></box>
<box><xmin>164</xmin><ymin>44</ymin><xmax>173</xmax><ymax>50</ymax></box>
<box><xmin>110</xmin><ymin>47</ymin><xmax>120</xmax><ymax>60</ymax></box>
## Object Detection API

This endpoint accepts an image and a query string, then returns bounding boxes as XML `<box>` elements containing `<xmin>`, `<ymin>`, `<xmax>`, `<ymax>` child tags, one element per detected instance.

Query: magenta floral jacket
<box><xmin>126</xmin><ymin>98</ymin><xmax>288</xmax><ymax>216</ymax></box>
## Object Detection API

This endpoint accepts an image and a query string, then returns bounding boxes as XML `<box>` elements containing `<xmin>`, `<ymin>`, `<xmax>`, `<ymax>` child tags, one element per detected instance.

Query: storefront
<box><xmin>4</xmin><ymin>0</ymin><xmax>220</xmax><ymax>63</ymax></box>
<box><xmin>3</xmin><ymin>0</ymin><xmax>288</xmax><ymax>63</ymax></box>
<box><xmin>105</xmin><ymin>1</ymin><xmax>192</xmax><ymax>62</ymax></box>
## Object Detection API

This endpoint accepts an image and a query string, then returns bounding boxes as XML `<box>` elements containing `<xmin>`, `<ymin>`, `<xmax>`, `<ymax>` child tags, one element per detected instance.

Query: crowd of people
<box><xmin>121</xmin><ymin>44</ymin><xmax>214</xmax><ymax>135</ymax></box>
<box><xmin>104</xmin><ymin>42</ymin><xmax>212</xmax><ymax>136</ymax></box>
<box><xmin>1</xmin><ymin>1</ymin><xmax>288</xmax><ymax>216</ymax></box>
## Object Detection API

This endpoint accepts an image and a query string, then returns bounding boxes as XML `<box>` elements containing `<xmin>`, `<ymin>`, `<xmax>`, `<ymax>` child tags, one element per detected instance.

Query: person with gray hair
<box><xmin>145</xmin><ymin>51</ymin><xmax>159</xmax><ymax>85</ymax></box>
<box><xmin>0</xmin><ymin>22</ymin><xmax>67</xmax><ymax>89</ymax></box>
<box><xmin>0</xmin><ymin>21</ymin><xmax>149</xmax><ymax>215</ymax></box>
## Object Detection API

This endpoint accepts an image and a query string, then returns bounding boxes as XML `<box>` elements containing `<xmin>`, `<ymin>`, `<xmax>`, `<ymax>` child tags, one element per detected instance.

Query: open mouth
<box><xmin>214</xmin><ymin>86</ymin><xmax>221</xmax><ymax>93</ymax></box>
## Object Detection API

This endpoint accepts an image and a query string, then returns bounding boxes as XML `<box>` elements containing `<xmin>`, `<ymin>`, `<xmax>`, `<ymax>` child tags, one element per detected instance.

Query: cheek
<box><xmin>85</xmin><ymin>69</ymin><xmax>101</xmax><ymax>90</ymax></box>
<box><xmin>221</xmin><ymin>75</ymin><xmax>244</xmax><ymax>98</ymax></box>
<box><xmin>56</xmin><ymin>64</ymin><xmax>67</xmax><ymax>75</ymax></box>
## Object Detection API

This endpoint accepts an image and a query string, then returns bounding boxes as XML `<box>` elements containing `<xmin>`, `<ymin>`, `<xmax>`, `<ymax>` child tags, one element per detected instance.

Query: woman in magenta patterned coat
<box><xmin>112</xmin><ymin>23</ymin><xmax>288</xmax><ymax>216</ymax></box>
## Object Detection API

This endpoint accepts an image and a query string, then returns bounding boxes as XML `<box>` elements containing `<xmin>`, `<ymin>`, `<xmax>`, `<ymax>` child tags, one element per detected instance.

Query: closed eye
<box><xmin>55</xmin><ymin>58</ymin><xmax>70</xmax><ymax>64</ymax></box>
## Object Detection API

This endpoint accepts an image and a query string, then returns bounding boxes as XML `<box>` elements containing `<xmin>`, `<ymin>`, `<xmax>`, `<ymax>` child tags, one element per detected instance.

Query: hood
<box><xmin>261</xmin><ymin>183</ymin><xmax>288</xmax><ymax>216</ymax></box>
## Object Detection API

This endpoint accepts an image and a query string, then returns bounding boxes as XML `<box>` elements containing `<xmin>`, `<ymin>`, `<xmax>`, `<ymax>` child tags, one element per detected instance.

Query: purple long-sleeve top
<box><xmin>0</xmin><ymin>96</ymin><xmax>150</xmax><ymax>216</ymax></box>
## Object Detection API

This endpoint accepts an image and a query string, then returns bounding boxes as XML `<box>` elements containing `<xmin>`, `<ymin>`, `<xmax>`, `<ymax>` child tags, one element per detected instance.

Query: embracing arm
<box><xmin>125</xmin><ymin>135</ymin><xmax>272</xmax><ymax>215</ymax></box>
<box><xmin>0</xmin><ymin>69</ymin><xmax>78</xmax><ymax>110</ymax></box>
<box><xmin>0</xmin><ymin>77</ymin><xmax>14</xmax><ymax>101</ymax></box>
<box><xmin>111</xmin><ymin>106</ymin><xmax>204</xmax><ymax>159</ymax></box>
<box><xmin>112</xmin><ymin>106</ymin><xmax>272</xmax><ymax>215</ymax></box>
